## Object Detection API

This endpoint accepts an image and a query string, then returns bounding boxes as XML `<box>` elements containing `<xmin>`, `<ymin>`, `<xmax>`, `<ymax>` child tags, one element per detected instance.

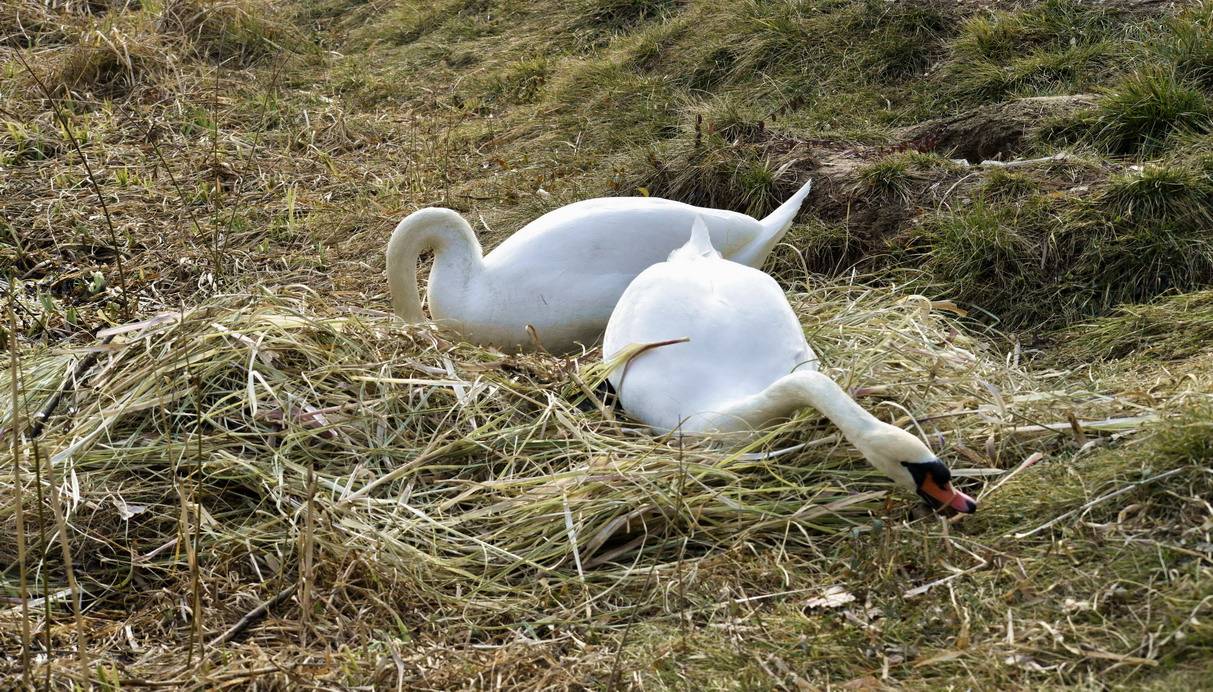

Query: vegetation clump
<box><xmin>946</xmin><ymin>0</ymin><xmax>1130</xmax><ymax>103</ymax></box>
<box><xmin>1162</xmin><ymin>2</ymin><xmax>1213</xmax><ymax>89</ymax></box>
<box><xmin>907</xmin><ymin>201</ymin><xmax>1048</xmax><ymax>323</ymax></box>
<box><xmin>51</xmin><ymin>24</ymin><xmax>162</xmax><ymax>96</ymax></box>
<box><xmin>1089</xmin><ymin>68</ymin><xmax>1212</xmax><ymax>155</ymax></box>
<box><xmin>159</xmin><ymin>0</ymin><xmax>287</xmax><ymax>65</ymax></box>
<box><xmin>624</xmin><ymin>134</ymin><xmax>794</xmax><ymax>217</ymax></box>
<box><xmin>573</xmin><ymin>0</ymin><xmax>676</xmax><ymax>32</ymax></box>
<box><xmin>1</xmin><ymin>1</ymin><xmax>75</xmax><ymax>47</ymax></box>
<box><xmin>856</xmin><ymin>150</ymin><xmax>959</xmax><ymax>200</ymax></box>
<box><xmin>1060</xmin><ymin>290</ymin><xmax>1213</xmax><ymax>361</ymax></box>
<box><xmin>981</xmin><ymin>167</ymin><xmax>1040</xmax><ymax>199</ymax></box>
<box><xmin>905</xmin><ymin>160</ymin><xmax>1213</xmax><ymax>328</ymax></box>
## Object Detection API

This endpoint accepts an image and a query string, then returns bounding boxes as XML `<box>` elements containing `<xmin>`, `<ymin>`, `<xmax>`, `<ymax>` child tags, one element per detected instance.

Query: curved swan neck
<box><xmin>761</xmin><ymin>370</ymin><xmax>883</xmax><ymax>442</ymax></box>
<box><xmin>386</xmin><ymin>208</ymin><xmax>484</xmax><ymax>322</ymax></box>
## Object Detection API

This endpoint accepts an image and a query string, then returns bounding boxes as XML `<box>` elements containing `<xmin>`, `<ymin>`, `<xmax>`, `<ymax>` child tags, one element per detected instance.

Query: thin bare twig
<box><xmin>300</xmin><ymin>466</ymin><xmax>317</xmax><ymax>647</ymax></box>
<box><xmin>25</xmin><ymin>339</ymin><xmax>110</xmax><ymax>441</ymax></box>
<box><xmin>35</xmin><ymin>367</ymin><xmax>89</xmax><ymax>674</ymax></box>
<box><xmin>145</xmin><ymin>132</ymin><xmax>218</xmax><ymax>277</ymax></box>
<box><xmin>207</xmin><ymin>584</ymin><xmax>299</xmax><ymax>648</ymax></box>
<box><xmin>181</xmin><ymin>316</ymin><xmax>205</xmax><ymax>667</ymax></box>
<box><xmin>14</xmin><ymin>52</ymin><xmax>131</xmax><ymax>321</ymax></box>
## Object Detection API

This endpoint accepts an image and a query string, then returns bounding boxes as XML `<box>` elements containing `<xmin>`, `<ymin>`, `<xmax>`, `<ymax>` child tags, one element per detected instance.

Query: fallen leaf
<box><xmin>113</xmin><ymin>497</ymin><xmax>147</xmax><ymax>521</ymax></box>
<box><xmin>913</xmin><ymin>649</ymin><xmax>964</xmax><ymax>668</ymax></box>
<box><xmin>805</xmin><ymin>585</ymin><xmax>856</xmax><ymax>609</ymax></box>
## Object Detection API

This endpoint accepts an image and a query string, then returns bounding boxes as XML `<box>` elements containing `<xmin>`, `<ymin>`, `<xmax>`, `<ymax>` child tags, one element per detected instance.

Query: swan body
<box><xmin>603</xmin><ymin>219</ymin><xmax>977</xmax><ymax>513</ymax></box>
<box><xmin>387</xmin><ymin>181</ymin><xmax>812</xmax><ymax>353</ymax></box>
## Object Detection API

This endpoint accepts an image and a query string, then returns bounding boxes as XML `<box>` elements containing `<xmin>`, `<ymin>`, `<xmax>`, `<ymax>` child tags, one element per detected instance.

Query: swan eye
<box><xmin>901</xmin><ymin>459</ymin><xmax>951</xmax><ymax>487</ymax></box>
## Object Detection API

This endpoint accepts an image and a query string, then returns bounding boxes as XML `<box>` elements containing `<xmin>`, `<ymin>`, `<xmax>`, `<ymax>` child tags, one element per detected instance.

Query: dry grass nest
<box><xmin>1</xmin><ymin>281</ymin><xmax>1180</xmax><ymax>640</ymax></box>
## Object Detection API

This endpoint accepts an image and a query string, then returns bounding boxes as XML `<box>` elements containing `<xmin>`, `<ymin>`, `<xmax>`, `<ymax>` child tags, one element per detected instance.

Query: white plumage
<box><xmin>603</xmin><ymin>218</ymin><xmax>977</xmax><ymax>513</ymax></box>
<box><xmin>386</xmin><ymin>181</ymin><xmax>812</xmax><ymax>353</ymax></box>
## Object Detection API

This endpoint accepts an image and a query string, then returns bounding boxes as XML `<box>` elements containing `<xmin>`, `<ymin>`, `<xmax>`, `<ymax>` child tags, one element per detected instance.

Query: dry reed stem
<box><xmin>6</xmin><ymin>287</ymin><xmax>32</xmax><ymax>687</ymax></box>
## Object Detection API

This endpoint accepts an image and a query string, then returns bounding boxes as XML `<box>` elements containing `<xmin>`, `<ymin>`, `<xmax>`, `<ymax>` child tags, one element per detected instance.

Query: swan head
<box><xmin>854</xmin><ymin>424</ymin><xmax>977</xmax><ymax>514</ymax></box>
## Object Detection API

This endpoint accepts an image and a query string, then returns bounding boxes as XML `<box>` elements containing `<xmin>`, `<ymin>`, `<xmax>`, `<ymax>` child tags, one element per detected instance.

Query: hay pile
<box><xmin>2</xmin><ymin>282</ymin><xmax>1160</xmax><ymax>646</ymax></box>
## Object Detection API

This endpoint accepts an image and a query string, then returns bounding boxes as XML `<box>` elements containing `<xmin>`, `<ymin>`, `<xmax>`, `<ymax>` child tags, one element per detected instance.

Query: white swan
<box><xmin>602</xmin><ymin>218</ymin><xmax>977</xmax><ymax>513</ymax></box>
<box><xmin>387</xmin><ymin>181</ymin><xmax>812</xmax><ymax>353</ymax></box>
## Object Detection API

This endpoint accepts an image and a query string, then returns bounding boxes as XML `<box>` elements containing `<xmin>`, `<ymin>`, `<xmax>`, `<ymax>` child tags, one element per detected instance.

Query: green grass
<box><xmin>945</xmin><ymin>0</ymin><xmax>1136</xmax><ymax>104</ymax></box>
<box><xmin>1097</xmin><ymin>162</ymin><xmax>1213</xmax><ymax>229</ymax></box>
<box><xmin>622</xmin><ymin>132</ymin><xmax>796</xmax><ymax>217</ymax></box>
<box><xmin>981</xmin><ymin>167</ymin><xmax>1041</xmax><ymax>200</ymax></box>
<box><xmin>1059</xmin><ymin>290</ymin><xmax>1213</xmax><ymax>361</ymax></box>
<box><xmin>469</xmin><ymin>55</ymin><xmax>551</xmax><ymax>106</ymax></box>
<box><xmin>856</xmin><ymin>156</ymin><xmax>914</xmax><ymax>199</ymax></box>
<box><xmin>1162</xmin><ymin>3</ymin><xmax>1213</xmax><ymax>89</ymax></box>
<box><xmin>161</xmin><ymin>0</ymin><xmax>292</xmax><ymax>65</ymax></box>
<box><xmin>908</xmin><ymin>201</ymin><xmax>1048</xmax><ymax>323</ymax></box>
<box><xmin>954</xmin><ymin>0</ymin><xmax>1124</xmax><ymax>62</ymax></box>
<box><xmin>903</xmin><ymin>158</ymin><xmax>1213</xmax><ymax>328</ymax></box>
<box><xmin>856</xmin><ymin>150</ymin><xmax>959</xmax><ymax>200</ymax></box>
<box><xmin>1090</xmin><ymin>68</ymin><xmax>1212</xmax><ymax>155</ymax></box>
<box><xmin>4</xmin><ymin>0</ymin><xmax>1213</xmax><ymax>687</ymax></box>
<box><xmin>853</xmin><ymin>1</ymin><xmax>958</xmax><ymax>81</ymax></box>
<box><xmin>572</xmin><ymin>0</ymin><xmax>676</xmax><ymax>32</ymax></box>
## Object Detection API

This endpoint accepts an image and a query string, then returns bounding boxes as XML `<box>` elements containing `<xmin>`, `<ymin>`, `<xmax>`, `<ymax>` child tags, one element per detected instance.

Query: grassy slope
<box><xmin>2</xmin><ymin>0</ymin><xmax>1212</xmax><ymax>687</ymax></box>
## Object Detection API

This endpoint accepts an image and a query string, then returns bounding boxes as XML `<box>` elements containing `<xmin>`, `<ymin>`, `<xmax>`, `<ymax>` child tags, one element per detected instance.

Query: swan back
<box><xmin>603</xmin><ymin>219</ymin><xmax>817</xmax><ymax>433</ymax></box>
<box><xmin>483</xmin><ymin>198</ymin><xmax>760</xmax><ymax>275</ymax></box>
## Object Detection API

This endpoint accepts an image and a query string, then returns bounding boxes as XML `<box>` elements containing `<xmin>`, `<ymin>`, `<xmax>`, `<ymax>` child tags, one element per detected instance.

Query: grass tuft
<box><xmin>1097</xmin><ymin>162</ymin><xmax>1213</xmax><ymax>229</ymax></box>
<box><xmin>981</xmin><ymin>167</ymin><xmax>1040</xmax><ymax>200</ymax></box>
<box><xmin>946</xmin><ymin>0</ymin><xmax>1126</xmax><ymax>103</ymax></box>
<box><xmin>1060</xmin><ymin>290</ymin><xmax>1213</xmax><ymax>361</ymax></box>
<box><xmin>856</xmin><ymin>150</ymin><xmax>958</xmax><ymax>200</ymax></box>
<box><xmin>1</xmin><ymin>1</ymin><xmax>76</xmax><ymax>47</ymax></box>
<box><xmin>573</xmin><ymin>0</ymin><xmax>676</xmax><ymax>32</ymax></box>
<box><xmin>850</xmin><ymin>0</ymin><xmax>957</xmax><ymax>81</ymax></box>
<box><xmin>50</xmin><ymin>25</ymin><xmax>161</xmax><ymax>97</ymax></box>
<box><xmin>1090</xmin><ymin>68</ymin><xmax>1212</xmax><ymax>155</ymax></box>
<box><xmin>544</xmin><ymin>55</ymin><xmax>680</xmax><ymax>148</ymax></box>
<box><xmin>908</xmin><ymin>201</ymin><xmax>1045</xmax><ymax>321</ymax></box>
<box><xmin>0</xmin><ymin>119</ymin><xmax>63</xmax><ymax>166</ymax></box>
<box><xmin>472</xmin><ymin>55</ymin><xmax>551</xmax><ymax>105</ymax></box>
<box><xmin>159</xmin><ymin>0</ymin><xmax>287</xmax><ymax>65</ymax></box>
<box><xmin>856</xmin><ymin>156</ymin><xmax>912</xmax><ymax>199</ymax></box>
<box><xmin>1162</xmin><ymin>2</ymin><xmax>1213</xmax><ymax>88</ymax></box>
<box><xmin>624</xmin><ymin>130</ymin><xmax>797</xmax><ymax>217</ymax></box>
<box><xmin>906</xmin><ymin>160</ymin><xmax>1213</xmax><ymax>327</ymax></box>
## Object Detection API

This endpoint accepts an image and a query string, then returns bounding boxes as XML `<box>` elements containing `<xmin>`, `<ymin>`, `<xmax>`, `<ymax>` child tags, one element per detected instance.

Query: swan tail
<box><xmin>386</xmin><ymin>208</ymin><xmax>475</xmax><ymax>322</ymax></box>
<box><xmin>759</xmin><ymin>179</ymin><xmax>813</xmax><ymax>237</ymax></box>
<box><xmin>734</xmin><ymin>179</ymin><xmax>813</xmax><ymax>267</ymax></box>
<box><xmin>668</xmin><ymin>216</ymin><xmax>722</xmax><ymax>262</ymax></box>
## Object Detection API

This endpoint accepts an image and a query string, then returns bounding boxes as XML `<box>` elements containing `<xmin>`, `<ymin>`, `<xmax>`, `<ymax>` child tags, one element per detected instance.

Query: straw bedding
<box><xmin>1</xmin><ymin>281</ymin><xmax>1157</xmax><ymax>634</ymax></box>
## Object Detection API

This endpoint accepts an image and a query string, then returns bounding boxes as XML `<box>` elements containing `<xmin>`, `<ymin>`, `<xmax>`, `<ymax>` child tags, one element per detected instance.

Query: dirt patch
<box><xmin>902</xmin><ymin>94</ymin><xmax>1098</xmax><ymax>163</ymax></box>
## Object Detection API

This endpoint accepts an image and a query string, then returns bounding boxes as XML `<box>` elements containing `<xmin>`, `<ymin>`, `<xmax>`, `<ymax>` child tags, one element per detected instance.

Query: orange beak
<box><xmin>919</xmin><ymin>474</ymin><xmax>977</xmax><ymax>514</ymax></box>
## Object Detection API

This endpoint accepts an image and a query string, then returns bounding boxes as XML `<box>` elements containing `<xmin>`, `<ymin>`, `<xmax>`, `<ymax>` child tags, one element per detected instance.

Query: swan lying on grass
<box><xmin>387</xmin><ymin>181</ymin><xmax>812</xmax><ymax>353</ymax></box>
<box><xmin>603</xmin><ymin>218</ymin><xmax>977</xmax><ymax>514</ymax></box>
